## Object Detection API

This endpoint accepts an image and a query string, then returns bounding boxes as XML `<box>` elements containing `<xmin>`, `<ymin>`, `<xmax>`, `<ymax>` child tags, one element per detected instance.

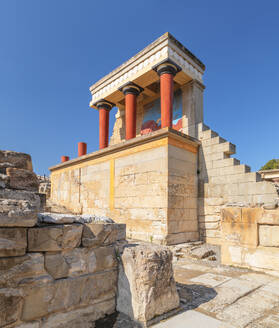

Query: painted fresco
<box><xmin>141</xmin><ymin>89</ymin><xmax>182</xmax><ymax>135</ymax></box>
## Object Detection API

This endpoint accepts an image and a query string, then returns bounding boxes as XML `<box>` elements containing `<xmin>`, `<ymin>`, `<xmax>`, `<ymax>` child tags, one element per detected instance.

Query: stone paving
<box><xmin>153</xmin><ymin>257</ymin><xmax>279</xmax><ymax>328</ymax></box>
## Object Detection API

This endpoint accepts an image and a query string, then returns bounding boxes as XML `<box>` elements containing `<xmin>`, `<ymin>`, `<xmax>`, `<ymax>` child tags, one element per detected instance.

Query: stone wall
<box><xmin>220</xmin><ymin>206</ymin><xmax>279</xmax><ymax>276</ymax></box>
<box><xmin>197</xmin><ymin>122</ymin><xmax>278</xmax><ymax>245</ymax></box>
<box><xmin>109</xmin><ymin>81</ymin><xmax>278</xmax><ymax>245</ymax></box>
<box><xmin>50</xmin><ymin>129</ymin><xmax>199</xmax><ymax>245</ymax></box>
<box><xmin>0</xmin><ymin>150</ymin><xmax>126</xmax><ymax>327</ymax></box>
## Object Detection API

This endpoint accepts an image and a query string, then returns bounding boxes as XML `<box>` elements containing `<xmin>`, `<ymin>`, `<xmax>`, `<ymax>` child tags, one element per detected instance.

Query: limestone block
<box><xmin>259</xmin><ymin>225</ymin><xmax>279</xmax><ymax>247</ymax></box>
<box><xmin>0</xmin><ymin>227</ymin><xmax>27</xmax><ymax>257</ymax></box>
<box><xmin>221</xmin><ymin>207</ymin><xmax>242</xmax><ymax>223</ymax></box>
<box><xmin>0</xmin><ymin>188</ymin><xmax>41</xmax><ymax>210</ymax></box>
<box><xmin>166</xmin><ymin>231</ymin><xmax>199</xmax><ymax>245</ymax></box>
<box><xmin>221</xmin><ymin>220</ymin><xmax>258</xmax><ymax>247</ymax></box>
<box><xmin>0</xmin><ymin>162</ymin><xmax>15</xmax><ymax>174</ymax></box>
<box><xmin>21</xmin><ymin>270</ymin><xmax>117</xmax><ymax>321</ymax></box>
<box><xmin>0</xmin><ymin>288</ymin><xmax>23</xmax><ymax>327</ymax></box>
<box><xmin>0</xmin><ymin>150</ymin><xmax>33</xmax><ymax>171</ymax></box>
<box><xmin>259</xmin><ymin>209</ymin><xmax>279</xmax><ymax>224</ymax></box>
<box><xmin>0</xmin><ymin>199</ymin><xmax>37</xmax><ymax>227</ymax></box>
<box><xmin>45</xmin><ymin>252</ymin><xmax>69</xmax><ymax>279</ymax></box>
<box><xmin>117</xmin><ymin>244</ymin><xmax>179</xmax><ymax>324</ymax></box>
<box><xmin>6</xmin><ymin>168</ymin><xmax>39</xmax><ymax>192</ymax></box>
<box><xmin>82</xmin><ymin>223</ymin><xmax>126</xmax><ymax>248</ymax></box>
<box><xmin>40</xmin><ymin>298</ymin><xmax>115</xmax><ymax>328</ymax></box>
<box><xmin>0</xmin><ymin>253</ymin><xmax>50</xmax><ymax>288</ymax></box>
<box><xmin>242</xmin><ymin>207</ymin><xmax>263</xmax><ymax>224</ymax></box>
<box><xmin>62</xmin><ymin>246</ymin><xmax>117</xmax><ymax>277</ymax></box>
<box><xmin>28</xmin><ymin>224</ymin><xmax>83</xmax><ymax>251</ymax></box>
<box><xmin>168</xmin><ymin>220</ymin><xmax>198</xmax><ymax>234</ymax></box>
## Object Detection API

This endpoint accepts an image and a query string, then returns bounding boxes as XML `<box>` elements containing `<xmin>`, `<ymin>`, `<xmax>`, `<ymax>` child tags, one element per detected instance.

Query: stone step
<box><xmin>201</xmin><ymin>136</ymin><xmax>227</xmax><ymax>147</ymax></box>
<box><xmin>212</xmin><ymin>157</ymin><xmax>240</xmax><ymax>169</ymax></box>
<box><xmin>200</xmin><ymin>129</ymin><xmax>219</xmax><ymax>140</ymax></box>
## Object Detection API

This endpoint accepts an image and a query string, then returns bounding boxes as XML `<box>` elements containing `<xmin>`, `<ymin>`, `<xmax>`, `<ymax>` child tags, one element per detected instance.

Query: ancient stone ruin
<box><xmin>2</xmin><ymin>32</ymin><xmax>279</xmax><ymax>327</ymax></box>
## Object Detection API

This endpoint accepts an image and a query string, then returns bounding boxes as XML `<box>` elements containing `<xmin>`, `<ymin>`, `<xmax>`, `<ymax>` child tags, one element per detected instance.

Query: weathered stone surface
<box><xmin>0</xmin><ymin>288</ymin><xmax>23</xmax><ymax>327</ymax></box>
<box><xmin>6</xmin><ymin>168</ymin><xmax>39</xmax><ymax>192</ymax></box>
<box><xmin>0</xmin><ymin>188</ymin><xmax>41</xmax><ymax>209</ymax></box>
<box><xmin>62</xmin><ymin>246</ymin><xmax>117</xmax><ymax>277</ymax></box>
<box><xmin>189</xmin><ymin>244</ymin><xmax>215</xmax><ymax>259</ymax></box>
<box><xmin>21</xmin><ymin>270</ymin><xmax>117</xmax><ymax>321</ymax></box>
<box><xmin>82</xmin><ymin>223</ymin><xmax>126</xmax><ymax>247</ymax></box>
<box><xmin>0</xmin><ymin>173</ymin><xmax>9</xmax><ymax>188</ymax></box>
<box><xmin>41</xmin><ymin>298</ymin><xmax>115</xmax><ymax>328</ymax></box>
<box><xmin>0</xmin><ymin>199</ymin><xmax>37</xmax><ymax>227</ymax></box>
<box><xmin>0</xmin><ymin>162</ymin><xmax>15</xmax><ymax>174</ymax></box>
<box><xmin>117</xmin><ymin>244</ymin><xmax>179</xmax><ymax>324</ymax></box>
<box><xmin>0</xmin><ymin>150</ymin><xmax>33</xmax><ymax>171</ymax></box>
<box><xmin>0</xmin><ymin>228</ymin><xmax>27</xmax><ymax>257</ymax></box>
<box><xmin>44</xmin><ymin>253</ymin><xmax>69</xmax><ymax>279</ymax></box>
<box><xmin>200</xmin><ymin>278</ymin><xmax>261</xmax><ymax>313</ymax></box>
<box><xmin>259</xmin><ymin>225</ymin><xmax>279</xmax><ymax>247</ymax></box>
<box><xmin>28</xmin><ymin>224</ymin><xmax>83</xmax><ymax>251</ymax></box>
<box><xmin>216</xmin><ymin>288</ymin><xmax>279</xmax><ymax>327</ymax></box>
<box><xmin>0</xmin><ymin>253</ymin><xmax>50</xmax><ymax>288</ymax></box>
<box><xmin>38</xmin><ymin>212</ymin><xmax>93</xmax><ymax>224</ymax></box>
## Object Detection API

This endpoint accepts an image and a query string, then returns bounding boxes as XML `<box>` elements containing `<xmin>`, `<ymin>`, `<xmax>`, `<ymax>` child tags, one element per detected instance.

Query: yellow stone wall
<box><xmin>50</xmin><ymin>129</ymin><xmax>199</xmax><ymax>245</ymax></box>
<box><xmin>221</xmin><ymin>207</ymin><xmax>279</xmax><ymax>276</ymax></box>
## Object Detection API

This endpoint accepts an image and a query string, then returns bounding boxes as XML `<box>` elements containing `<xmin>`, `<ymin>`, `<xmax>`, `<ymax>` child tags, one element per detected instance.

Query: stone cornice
<box><xmin>49</xmin><ymin>128</ymin><xmax>200</xmax><ymax>172</ymax></box>
<box><xmin>89</xmin><ymin>33</ymin><xmax>205</xmax><ymax>108</ymax></box>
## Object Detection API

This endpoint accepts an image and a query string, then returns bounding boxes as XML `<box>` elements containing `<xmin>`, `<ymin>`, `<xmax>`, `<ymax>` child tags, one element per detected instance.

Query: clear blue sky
<box><xmin>0</xmin><ymin>1</ymin><xmax>278</xmax><ymax>175</ymax></box>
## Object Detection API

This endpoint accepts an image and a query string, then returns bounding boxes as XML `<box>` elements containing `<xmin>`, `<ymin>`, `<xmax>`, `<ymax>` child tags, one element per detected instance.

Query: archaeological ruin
<box><xmin>2</xmin><ymin>32</ymin><xmax>279</xmax><ymax>327</ymax></box>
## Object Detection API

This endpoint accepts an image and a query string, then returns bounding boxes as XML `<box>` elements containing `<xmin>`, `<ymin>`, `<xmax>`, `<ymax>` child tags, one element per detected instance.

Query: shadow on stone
<box><xmin>177</xmin><ymin>283</ymin><xmax>217</xmax><ymax>310</ymax></box>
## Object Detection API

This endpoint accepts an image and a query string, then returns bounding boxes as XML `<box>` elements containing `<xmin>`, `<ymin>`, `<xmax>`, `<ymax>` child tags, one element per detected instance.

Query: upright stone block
<box><xmin>117</xmin><ymin>244</ymin><xmax>179</xmax><ymax>325</ymax></box>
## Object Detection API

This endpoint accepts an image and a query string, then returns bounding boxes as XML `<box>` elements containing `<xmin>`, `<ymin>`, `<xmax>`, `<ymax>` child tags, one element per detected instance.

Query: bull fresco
<box><xmin>141</xmin><ymin>89</ymin><xmax>182</xmax><ymax>135</ymax></box>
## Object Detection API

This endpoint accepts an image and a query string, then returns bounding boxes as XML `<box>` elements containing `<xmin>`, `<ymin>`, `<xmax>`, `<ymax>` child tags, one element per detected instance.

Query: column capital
<box><xmin>153</xmin><ymin>59</ymin><xmax>181</xmax><ymax>76</ymax></box>
<box><xmin>119</xmin><ymin>82</ymin><xmax>144</xmax><ymax>96</ymax></box>
<box><xmin>93</xmin><ymin>99</ymin><xmax>115</xmax><ymax>111</ymax></box>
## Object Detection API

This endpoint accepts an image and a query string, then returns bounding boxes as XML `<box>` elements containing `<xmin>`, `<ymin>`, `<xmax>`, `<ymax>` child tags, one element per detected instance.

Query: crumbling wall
<box><xmin>0</xmin><ymin>150</ymin><xmax>126</xmax><ymax>327</ymax></box>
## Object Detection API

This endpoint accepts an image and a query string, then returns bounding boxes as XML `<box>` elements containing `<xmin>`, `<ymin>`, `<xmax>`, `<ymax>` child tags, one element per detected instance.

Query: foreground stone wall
<box><xmin>1</xmin><ymin>217</ymin><xmax>125</xmax><ymax>327</ymax></box>
<box><xmin>50</xmin><ymin>129</ymin><xmax>199</xmax><ymax>245</ymax></box>
<box><xmin>220</xmin><ymin>206</ymin><xmax>279</xmax><ymax>276</ymax></box>
<box><xmin>0</xmin><ymin>150</ymin><xmax>126</xmax><ymax>327</ymax></box>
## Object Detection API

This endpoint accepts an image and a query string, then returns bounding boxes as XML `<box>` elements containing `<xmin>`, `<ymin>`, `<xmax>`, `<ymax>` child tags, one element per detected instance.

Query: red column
<box><xmin>120</xmin><ymin>82</ymin><xmax>143</xmax><ymax>140</ymax></box>
<box><xmin>61</xmin><ymin>156</ymin><xmax>69</xmax><ymax>163</ymax></box>
<box><xmin>95</xmin><ymin>100</ymin><xmax>114</xmax><ymax>149</ymax></box>
<box><xmin>99</xmin><ymin>107</ymin><xmax>109</xmax><ymax>149</ymax></box>
<box><xmin>125</xmin><ymin>93</ymin><xmax>137</xmax><ymax>140</ymax></box>
<box><xmin>160</xmin><ymin>73</ymin><xmax>174</xmax><ymax>128</ymax></box>
<box><xmin>154</xmin><ymin>61</ymin><xmax>181</xmax><ymax>129</ymax></box>
<box><xmin>78</xmin><ymin>142</ymin><xmax>87</xmax><ymax>156</ymax></box>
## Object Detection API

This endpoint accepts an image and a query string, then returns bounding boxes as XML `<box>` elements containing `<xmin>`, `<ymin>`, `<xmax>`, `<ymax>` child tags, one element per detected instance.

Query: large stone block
<box><xmin>0</xmin><ymin>188</ymin><xmax>41</xmax><ymax>209</ymax></box>
<box><xmin>0</xmin><ymin>288</ymin><xmax>23</xmax><ymax>327</ymax></box>
<box><xmin>0</xmin><ymin>253</ymin><xmax>50</xmax><ymax>288</ymax></box>
<box><xmin>0</xmin><ymin>199</ymin><xmax>37</xmax><ymax>227</ymax></box>
<box><xmin>45</xmin><ymin>253</ymin><xmax>70</xmax><ymax>279</ymax></box>
<box><xmin>40</xmin><ymin>298</ymin><xmax>115</xmax><ymax>328</ymax></box>
<box><xmin>6</xmin><ymin>168</ymin><xmax>39</xmax><ymax>192</ymax></box>
<box><xmin>62</xmin><ymin>246</ymin><xmax>117</xmax><ymax>277</ymax></box>
<box><xmin>21</xmin><ymin>270</ymin><xmax>117</xmax><ymax>321</ymax></box>
<box><xmin>28</xmin><ymin>224</ymin><xmax>83</xmax><ymax>251</ymax></box>
<box><xmin>0</xmin><ymin>227</ymin><xmax>27</xmax><ymax>257</ymax></box>
<box><xmin>0</xmin><ymin>150</ymin><xmax>33</xmax><ymax>171</ymax></box>
<box><xmin>259</xmin><ymin>225</ymin><xmax>279</xmax><ymax>247</ymax></box>
<box><xmin>117</xmin><ymin>244</ymin><xmax>179</xmax><ymax>324</ymax></box>
<box><xmin>82</xmin><ymin>223</ymin><xmax>126</xmax><ymax>248</ymax></box>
